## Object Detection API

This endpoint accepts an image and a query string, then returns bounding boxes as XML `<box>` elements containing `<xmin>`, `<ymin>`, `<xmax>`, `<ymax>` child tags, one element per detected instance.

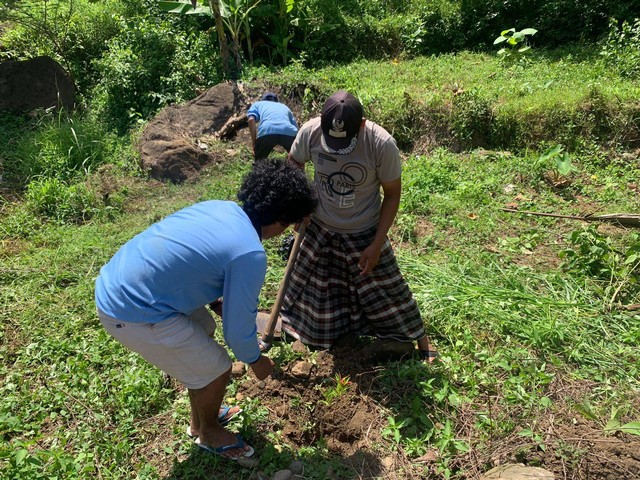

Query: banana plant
<box><xmin>218</xmin><ymin>0</ymin><xmax>262</xmax><ymax>69</ymax></box>
<box><xmin>158</xmin><ymin>0</ymin><xmax>261</xmax><ymax>76</ymax></box>
<box><xmin>266</xmin><ymin>0</ymin><xmax>298</xmax><ymax>66</ymax></box>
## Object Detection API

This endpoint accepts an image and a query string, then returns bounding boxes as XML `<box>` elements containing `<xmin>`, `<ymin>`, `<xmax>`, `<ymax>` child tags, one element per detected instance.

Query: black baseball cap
<box><xmin>320</xmin><ymin>91</ymin><xmax>363</xmax><ymax>154</ymax></box>
<box><xmin>261</xmin><ymin>92</ymin><xmax>279</xmax><ymax>102</ymax></box>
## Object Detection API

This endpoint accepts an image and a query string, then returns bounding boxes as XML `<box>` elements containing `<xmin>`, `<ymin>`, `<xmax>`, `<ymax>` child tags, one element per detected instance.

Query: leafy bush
<box><xmin>561</xmin><ymin>225</ymin><xmax>640</xmax><ymax>284</ymax></box>
<box><xmin>451</xmin><ymin>89</ymin><xmax>493</xmax><ymax>148</ymax></box>
<box><xmin>460</xmin><ymin>0</ymin><xmax>639</xmax><ymax>49</ymax></box>
<box><xmin>91</xmin><ymin>15</ymin><xmax>219</xmax><ymax>133</ymax></box>
<box><xmin>0</xmin><ymin>0</ymin><xmax>125</xmax><ymax>96</ymax></box>
<box><xmin>3</xmin><ymin>111</ymin><xmax>119</xmax><ymax>185</ymax></box>
<box><xmin>25</xmin><ymin>177</ymin><xmax>100</xmax><ymax>223</ymax></box>
<box><xmin>400</xmin><ymin>0</ymin><xmax>463</xmax><ymax>55</ymax></box>
<box><xmin>601</xmin><ymin>18</ymin><xmax>640</xmax><ymax>78</ymax></box>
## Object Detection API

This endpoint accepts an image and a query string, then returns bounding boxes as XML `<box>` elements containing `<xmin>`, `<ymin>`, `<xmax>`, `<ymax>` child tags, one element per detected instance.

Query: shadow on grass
<box><xmin>167</xmin><ymin>435</ymin><xmax>383</xmax><ymax>479</ymax></box>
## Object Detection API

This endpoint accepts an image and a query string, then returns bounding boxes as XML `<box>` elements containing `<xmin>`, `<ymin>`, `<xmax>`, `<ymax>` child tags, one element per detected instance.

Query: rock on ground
<box><xmin>481</xmin><ymin>463</ymin><xmax>555</xmax><ymax>480</ymax></box>
<box><xmin>0</xmin><ymin>56</ymin><xmax>74</xmax><ymax>112</ymax></box>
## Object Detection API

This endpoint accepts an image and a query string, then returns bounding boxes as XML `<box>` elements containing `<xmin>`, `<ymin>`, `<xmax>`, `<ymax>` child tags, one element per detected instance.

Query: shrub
<box><xmin>4</xmin><ymin>111</ymin><xmax>118</xmax><ymax>185</ymax></box>
<box><xmin>460</xmin><ymin>0</ymin><xmax>638</xmax><ymax>49</ymax></box>
<box><xmin>0</xmin><ymin>0</ymin><xmax>125</xmax><ymax>96</ymax></box>
<box><xmin>400</xmin><ymin>0</ymin><xmax>464</xmax><ymax>55</ymax></box>
<box><xmin>25</xmin><ymin>177</ymin><xmax>100</xmax><ymax>223</ymax></box>
<box><xmin>91</xmin><ymin>15</ymin><xmax>220</xmax><ymax>133</ymax></box>
<box><xmin>600</xmin><ymin>18</ymin><xmax>640</xmax><ymax>78</ymax></box>
<box><xmin>451</xmin><ymin>89</ymin><xmax>493</xmax><ymax>149</ymax></box>
<box><xmin>560</xmin><ymin>226</ymin><xmax>640</xmax><ymax>305</ymax></box>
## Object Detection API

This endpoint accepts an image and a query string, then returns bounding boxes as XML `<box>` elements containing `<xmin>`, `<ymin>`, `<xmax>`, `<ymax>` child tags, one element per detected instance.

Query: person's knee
<box><xmin>215</xmin><ymin>366</ymin><xmax>232</xmax><ymax>385</ymax></box>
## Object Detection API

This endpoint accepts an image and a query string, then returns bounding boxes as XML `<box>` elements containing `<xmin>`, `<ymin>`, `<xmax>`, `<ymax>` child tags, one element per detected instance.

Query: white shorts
<box><xmin>98</xmin><ymin>306</ymin><xmax>232</xmax><ymax>389</ymax></box>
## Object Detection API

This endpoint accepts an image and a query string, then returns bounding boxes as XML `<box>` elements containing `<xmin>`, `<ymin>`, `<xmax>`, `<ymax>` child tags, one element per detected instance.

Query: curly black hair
<box><xmin>238</xmin><ymin>158</ymin><xmax>317</xmax><ymax>226</ymax></box>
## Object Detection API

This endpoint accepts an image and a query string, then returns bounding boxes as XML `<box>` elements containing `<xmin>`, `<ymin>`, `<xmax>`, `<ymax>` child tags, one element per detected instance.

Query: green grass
<box><xmin>255</xmin><ymin>45</ymin><xmax>640</xmax><ymax>150</ymax></box>
<box><xmin>2</xmin><ymin>45</ymin><xmax>640</xmax><ymax>478</ymax></box>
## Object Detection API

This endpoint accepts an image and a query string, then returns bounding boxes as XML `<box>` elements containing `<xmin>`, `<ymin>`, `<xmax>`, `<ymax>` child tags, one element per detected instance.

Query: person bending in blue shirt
<box><xmin>95</xmin><ymin>159</ymin><xmax>317</xmax><ymax>460</ymax></box>
<box><xmin>247</xmin><ymin>92</ymin><xmax>298</xmax><ymax>160</ymax></box>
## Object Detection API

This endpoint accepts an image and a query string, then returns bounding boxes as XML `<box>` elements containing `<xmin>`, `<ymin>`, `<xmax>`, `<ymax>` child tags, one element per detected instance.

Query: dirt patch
<box><xmin>240</xmin><ymin>347</ymin><xmax>385</xmax><ymax>444</ymax></box>
<box><xmin>232</xmin><ymin>339</ymin><xmax>425</xmax><ymax>479</ymax></box>
<box><xmin>137</xmin><ymin>81</ymin><xmax>307</xmax><ymax>183</ymax></box>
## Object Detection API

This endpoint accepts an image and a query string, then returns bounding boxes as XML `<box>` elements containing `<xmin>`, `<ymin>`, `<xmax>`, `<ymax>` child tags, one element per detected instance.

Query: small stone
<box><xmin>237</xmin><ymin>456</ymin><xmax>260</xmax><ymax>468</ymax></box>
<box><xmin>291</xmin><ymin>361</ymin><xmax>313</xmax><ymax>378</ymax></box>
<box><xmin>232</xmin><ymin>362</ymin><xmax>246</xmax><ymax>376</ymax></box>
<box><xmin>272</xmin><ymin>469</ymin><xmax>293</xmax><ymax>480</ymax></box>
<box><xmin>289</xmin><ymin>460</ymin><xmax>304</xmax><ymax>474</ymax></box>
<box><xmin>292</xmin><ymin>340</ymin><xmax>307</xmax><ymax>353</ymax></box>
<box><xmin>481</xmin><ymin>463</ymin><xmax>554</xmax><ymax>480</ymax></box>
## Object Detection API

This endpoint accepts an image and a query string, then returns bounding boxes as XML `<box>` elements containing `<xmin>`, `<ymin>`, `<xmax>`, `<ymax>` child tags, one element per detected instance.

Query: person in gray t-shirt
<box><xmin>280</xmin><ymin>90</ymin><xmax>439</xmax><ymax>362</ymax></box>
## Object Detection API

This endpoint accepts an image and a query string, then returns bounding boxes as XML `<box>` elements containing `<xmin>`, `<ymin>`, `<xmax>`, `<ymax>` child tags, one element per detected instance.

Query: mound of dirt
<box><xmin>138</xmin><ymin>81</ymin><xmax>306</xmax><ymax>183</ymax></box>
<box><xmin>138</xmin><ymin>82</ymin><xmax>248</xmax><ymax>183</ymax></box>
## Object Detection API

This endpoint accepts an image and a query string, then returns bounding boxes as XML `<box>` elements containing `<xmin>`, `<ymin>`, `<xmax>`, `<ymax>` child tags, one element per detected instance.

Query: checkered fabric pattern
<box><xmin>280</xmin><ymin>221</ymin><xmax>426</xmax><ymax>348</ymax></box>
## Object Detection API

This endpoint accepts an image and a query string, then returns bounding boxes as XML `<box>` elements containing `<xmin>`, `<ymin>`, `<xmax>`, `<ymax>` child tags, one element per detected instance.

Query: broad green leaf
<box><xmin>494</xmin><ymin>36</ymin><xmax>508</xmax><ymax>44</ymax></box>
<box><xmin>518</xmin><ymin>46</ymin><xmax>531</xmax><ymax>53</ymax></box>
<box><xmin>286</xmin><ymin>0</ymin><xmax>295</xmax><ymax>13</ymax></box>
<box><xmin>604</xmin><ymin>418</ymin><xmax>621</xmax><ymax>432</ymax></box>
<box><xmin>618</xmin><ymin>422</ymin><xmax>640</xmax><ymax>436</ymax></box>
<box><xmin>573</xmin><ymin>401</ymin><xmax>598</xmax><ymax>421</ymax></box>
<box><xmin>501</xmin><ymin>28</ymin><xmax>515</xmax><ymax>36</ymax></box>
<box><xmin>521</xmin><ymin>28</ymin><xmax>538</xmax><ymax>35</ymax></box>
<box><xmin>517</xmin><ymin>428</ymin><xmax>534</xmax><ymax>437</ymax></box>
<box><xmin>624</xmin><ymin>254</ymin><xmax>639</xmax><ymax>265</ymax></box>
<box><xmin>158</xmin><ymin>0</ymin><xmax>210</xmax><ymax>14</ymax></box>
<box><xmin>538</xmin><ymin>144</ymin><xmax>563</xmax><ymax>162</ymax></box>
<box><xmin>219</xmin><ymin>0</ymin><xmax>231</xmax><ymax>17</ymax></box>
<box><xmin>15</xmin><ymin>449</ymin><xmax>28</xmax><ymax>465</ymax></box>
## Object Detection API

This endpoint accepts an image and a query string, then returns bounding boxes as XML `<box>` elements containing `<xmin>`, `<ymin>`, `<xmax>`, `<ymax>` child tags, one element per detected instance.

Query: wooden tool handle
<box><xmin>261</xmin><ymin>222</ymin><xmax>307</xmax><ymax>344</ymax></box>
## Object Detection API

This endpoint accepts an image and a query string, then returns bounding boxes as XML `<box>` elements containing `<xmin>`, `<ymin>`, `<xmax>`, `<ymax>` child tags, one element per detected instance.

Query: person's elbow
<box><xmin>288</xmin><ymin>154</ymin><xmax>304</xmax><ymax>169</ymax></box>
<box><xmin>225</xmin><ymin>330</ymin><xmax>259</xmax><ymax>363</ymax></box>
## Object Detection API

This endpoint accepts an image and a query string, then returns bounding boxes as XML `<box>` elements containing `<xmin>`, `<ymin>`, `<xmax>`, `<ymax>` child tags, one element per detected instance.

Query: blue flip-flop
<box><xmin>196</xmin><ymin>434</ymin><xmax>255</xmax><ymax>459</ymax></box>
<box><xmin>186</xmin><ymin>405</ymin><xmax>243</xmax><ymax>438</ymax></box>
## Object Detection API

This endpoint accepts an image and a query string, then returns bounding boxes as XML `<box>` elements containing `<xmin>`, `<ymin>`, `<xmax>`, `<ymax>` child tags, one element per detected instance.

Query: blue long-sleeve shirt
<box><xmin>95</xmin><ymin>200</ymin><xmax>266</xmax><ymax>363</ymax></box>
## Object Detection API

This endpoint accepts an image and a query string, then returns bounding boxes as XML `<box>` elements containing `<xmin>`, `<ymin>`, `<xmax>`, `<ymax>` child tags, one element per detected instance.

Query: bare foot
<box><xmin>189</xmin><ymin>405</ymin><xmax>242</xmax><ymax>438</ymax></box>
<box><xmin>417</xmin><ymin>337</ymin><xmax>439</xmax><ymax>363</ymax></box>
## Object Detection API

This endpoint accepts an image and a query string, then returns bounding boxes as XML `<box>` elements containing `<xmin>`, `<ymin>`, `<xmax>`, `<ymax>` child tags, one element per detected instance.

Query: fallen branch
<box><xmin>216</xmin><ymin>113</ymin><xmax>248</xmax><ymax>140</ymax></box>
<box><xmin>501</xmin><ymin>209</ymin><xmax>640</xmax><ymax>229</ymax></box>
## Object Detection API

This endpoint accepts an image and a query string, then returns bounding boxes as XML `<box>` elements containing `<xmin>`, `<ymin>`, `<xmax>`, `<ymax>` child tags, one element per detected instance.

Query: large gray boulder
<box><xmin>0</xmin><ymin>56</ymin><xmax>74</xmax><ymax>111</ymax></box>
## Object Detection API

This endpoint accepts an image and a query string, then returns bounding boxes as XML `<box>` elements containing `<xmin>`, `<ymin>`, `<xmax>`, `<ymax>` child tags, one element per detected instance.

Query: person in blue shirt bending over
<box><xmin>95</xmin><ymin>159</ymin><xmax>317</xmax><ymax>460</ymax></box>
<box><xmin>247</xmin><ymin>92</ymin><xmax>298</xmax><ymax>160</ymax></box>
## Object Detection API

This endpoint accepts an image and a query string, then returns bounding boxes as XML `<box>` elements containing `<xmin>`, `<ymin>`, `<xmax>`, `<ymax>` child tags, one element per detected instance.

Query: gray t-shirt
<box><xmin>290</xmin><ymin>118</ymin><xmax>401</xmax><ymax>233</ymax></box>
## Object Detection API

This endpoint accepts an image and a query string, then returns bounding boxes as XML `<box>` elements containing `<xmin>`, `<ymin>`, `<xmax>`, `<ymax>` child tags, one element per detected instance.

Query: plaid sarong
<box><xmin>281</xmin><ymin>221</ymin><xmax>426</xmax><ymax>348</ymax></box>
